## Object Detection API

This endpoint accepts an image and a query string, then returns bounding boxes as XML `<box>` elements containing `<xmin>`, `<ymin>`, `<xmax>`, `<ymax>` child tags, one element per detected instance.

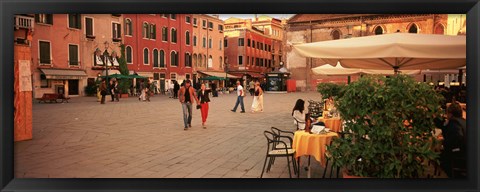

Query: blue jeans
<box><xmin>182</xmin><ymin>102</ymin><xmax>193</xmax><ymax>128</ymax></box>
<box><xmin>232</xmin><ymin>96</ymin><xmax>245</xmax><ymax>112</ymax></box>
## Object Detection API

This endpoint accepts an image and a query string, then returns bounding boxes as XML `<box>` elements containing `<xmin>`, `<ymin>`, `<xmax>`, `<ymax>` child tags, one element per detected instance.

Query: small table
<box><xmin>292</xmin><ymin>131</ymin><xmax>338</xmax><ymax>178</ymax></box>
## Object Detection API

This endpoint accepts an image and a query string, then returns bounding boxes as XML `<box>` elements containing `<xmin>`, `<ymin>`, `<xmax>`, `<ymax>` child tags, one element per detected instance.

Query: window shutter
<box><xmin>40</xmin><ymin>42</ymin><xmax>51</xmax><ymax>64</ymax></box>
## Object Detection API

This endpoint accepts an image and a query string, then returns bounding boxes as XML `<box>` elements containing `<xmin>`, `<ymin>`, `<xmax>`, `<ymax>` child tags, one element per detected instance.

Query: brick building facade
<box><xmin>285</xmin><ymin>14</ymin><xmax>450</xmax><ymax>91</ymax></box>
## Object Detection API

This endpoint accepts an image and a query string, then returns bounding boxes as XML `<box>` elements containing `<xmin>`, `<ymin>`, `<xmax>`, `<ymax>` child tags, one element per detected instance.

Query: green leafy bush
<box><xmin>317</xmin><ymin>83</ymin><xmax>346</xmax><ymax>100</ymax></box>
<box><xmin>327</xmin><ymin>75</ymin><xmax>443</xmax><ymax>178</ymax></box>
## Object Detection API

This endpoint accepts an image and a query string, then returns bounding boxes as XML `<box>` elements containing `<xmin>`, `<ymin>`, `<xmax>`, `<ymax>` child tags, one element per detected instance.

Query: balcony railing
<box><xmin>14</xmin><ymin>15</ymin><xmax>34</xmax><ymax>31</ymax></box>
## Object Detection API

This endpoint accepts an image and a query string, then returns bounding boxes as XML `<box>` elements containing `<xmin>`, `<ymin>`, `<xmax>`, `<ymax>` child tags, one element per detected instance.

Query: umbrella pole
<box><xmin>393</xmin><ymin>66</ymin><xmax>399</xmax><ymax>75</ymax></box>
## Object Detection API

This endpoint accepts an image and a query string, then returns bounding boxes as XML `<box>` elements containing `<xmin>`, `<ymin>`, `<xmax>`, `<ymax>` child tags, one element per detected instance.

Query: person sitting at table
<box><xmin>292</xmin><ymin>99</ymin><xmax>306</xmax><ymax>130</ymax></box>
<box><xmin>434</xmin><ymin>102</ymin><xmax>466</xmax><ymax>178</ymax></box>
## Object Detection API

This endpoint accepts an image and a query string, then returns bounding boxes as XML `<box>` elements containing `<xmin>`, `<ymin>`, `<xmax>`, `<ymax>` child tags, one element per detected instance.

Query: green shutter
<box><xmin>69</xmin><ymin>45</ymin><xmax>78</xmax><ymax>65</ymax></box>
<box><xmin>39</xmin><ymin>41</ymin><xmax>50</xmax><ymax>64</ymax></box>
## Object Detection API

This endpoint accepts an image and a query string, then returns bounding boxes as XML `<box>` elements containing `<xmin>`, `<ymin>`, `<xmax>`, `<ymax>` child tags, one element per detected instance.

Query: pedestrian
<box><xmin>251</xmin><ymin>81</ymin><xmax>264</xmax><ymax>113</ymax></box>
<box><xmin>434</xmin><ymin>102</ymin><xmax>466</xmax><ymax>178</ymax></box>
<box><xmin>197</xmin><ymin>83</ymin><xmax>211</xmax><ymax>129</ymax></box>
<box><xmin>231</xmin><ymin>81</ymin><xmax>246</xmax><ymax>113</ymax></box>
<box><xmin>114</xmin><ymin>81</ymin><xmax>120</xmax><ymax>102</ymax></box>
<box><xmin>168</xmin><ymin>80</ymin><xmax>174</xmax><ymax>98</ymax></box>
<box><xmin>211</xmin><ymin>82</ymin><xmax>218</xmax><ymax>97</ymax></box>
<box><xmin>110</xmin><ymin>80</ymin><xmax>115</xmax><ymax>102</ymax></box>
<box><xmin>173</xmin><ymin>81</ymin><xmax>180</xmax><ymax>99</ymax></box>
<box><xmin>145</xmin><ymin>81</ymin><xmax>152</xmax><ymax>102</ymax></box>
<box><xmin>249</xmin><ymin>80</ymin><xmax>255</xmax><ymax>96</ymax></box>
<box><xmin>99</xmin><ymin>79</ymin><xmax>107</xmax><ymax>104</ymax></box>
<box><xmin>178</xmin><ymin>80</ymin><xmax>199</xmax><ymax>130</ymax></box>
<box><xmin>139</xmin><ymin>80</ymin><xmax>145</xmax><ymax>101</ymax></box>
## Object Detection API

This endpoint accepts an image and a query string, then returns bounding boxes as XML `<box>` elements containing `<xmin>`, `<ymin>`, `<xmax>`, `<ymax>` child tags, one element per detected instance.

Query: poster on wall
<box><xmin>19</xmin><ymin>60</ymin><xmax>32</xmax><ymax>92</ymax></box>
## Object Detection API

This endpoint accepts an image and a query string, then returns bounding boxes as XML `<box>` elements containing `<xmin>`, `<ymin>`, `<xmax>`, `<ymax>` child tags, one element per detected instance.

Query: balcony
<box><xmin>14</xmin><ymin>15</ymin><xmax>34</xmax><ymax>31</ymax></box>
<box><xmin>112</xmin><ymin>37</ymin><xmax>122</xmax><ymax>42</ymax></box>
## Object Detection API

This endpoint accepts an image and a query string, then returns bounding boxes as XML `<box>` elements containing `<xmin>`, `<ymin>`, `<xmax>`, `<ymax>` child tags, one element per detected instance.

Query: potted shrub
<box><xmin>84</xmin><ymin>84</ymin><xmax>97</xmax><ymax>96</ymax></box>
<box><xmin>327</xmin><ymin>75</ymin><xmax>443</xmax><ymax>178</ymax></box>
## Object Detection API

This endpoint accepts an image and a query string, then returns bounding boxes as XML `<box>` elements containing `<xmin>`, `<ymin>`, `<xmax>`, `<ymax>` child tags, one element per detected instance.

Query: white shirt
<box><xmin>237</xmin><ymin>85</ymin><xmax>244</xmax><ymax>96</ymax></box>
<box><xmin>293</xmin><ymin>110</ymin><xmax>306</xmax><ymax>130</ymax></box>
<box><xmin>169</xmin><ymin>83</ymin><xmax>174</xmax><ymax>89</ymax></box>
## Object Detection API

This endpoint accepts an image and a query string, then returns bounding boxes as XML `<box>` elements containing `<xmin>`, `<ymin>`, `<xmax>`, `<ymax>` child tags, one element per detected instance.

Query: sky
<box><xmin>216</xmin><ymin>14</ymin><xmax>294</xmax><ymax>21</ymax></box>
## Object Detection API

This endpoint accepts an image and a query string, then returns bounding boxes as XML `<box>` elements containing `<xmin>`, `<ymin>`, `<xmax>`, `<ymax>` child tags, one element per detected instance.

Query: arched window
<box><xmin>208</xmin><ymin>55</ymin><xmax>213</xmax><ymax>67</ymax></box>
<box><xmin>162</xmin><ymin>27</ymin><xmax>168</xmax><ymax>41</ymax></box>
<box><xmin>193</xmin><ymin>35</ymin><xmax>197</xmax><ymax>46</ymax></box>
<box><xmin>332</xmin><ymin>30</ymin><xmax>341</xmax><ymax>40</ymax></box>
<box><xmin>219</xmin><ymin>56</ymin><xmax>223</xmax><ymax>69</ymax></box>
<box><xmin>408</xmin><ymin>23</ymin><xmax>418</xmax><ymax>33</ymax></box>
<box><xmin>185</xmin><ymin>53</ymin><xmax>192</xmax><ymax>67</ymax></box>
<box><xmin>198</xmin><ymin>54</ymin><xmax>203</xmax><ymax>67</ymax></box>
<box><xmin>159</xmin><ymin>50</ymin><xmax>165</xmax><ymax>68</ymax></box>
<box><xmin>208</xmin><ymin>38</ymin><xmax>212</xmax><ymax>48</ymax></box>
<box><xmin>374</xmin><ymin>26</ymin><xmax>383</xmax><ymax>35</ymax></box>
<box><xmin>193</xmin><ymin>54</ymin><xmax>198</xmax><ymax>67</ymax></box>
<box><xmin>202</xmin><ymin>36</ymin><xmax>206</xmax><ymax>48</ymax></box>
<box><xmin>126</xmin><ymin>46</ymin><xmax>132</xmax><ymax>64</ymax></box>
<box><xmin>143</xmin><ymin>22</ymin><xmax>149</xmax><ymax>38</ymax></box>
<box><xmin>171</xmin><ymin>28</ymin><xmax>177</xmax><ymax>43</ymax></box>
<box><xmin>203</xmin><ymin>55</ymin><xmax>207</xmax><ymax>67</ymax></box>
<box><xmin>185</xmin><ymin>31</ymin><xmax>190</xmax><ymax>45</ymax></box>
<box><xmin>434</xmin><ymin>24</ymin><xmax>445</xmax><ymax>35</ymax></box>
<box><xmin>153</xmin><ymin>49</ymin><xmax>159</xmax><ymax>67</ymax></box>
<box><xmin>125</xmin><ymin>18</ymin><xmax>133</xmax><ymax>36</ymax></box>
<box><xmin>143</xmin><ymin>48</ymin><xmax>149</xmax><ymax>65</ymax></box>
<box><xmin>170</xmin><ymin>51</ymin><xmax>178</xmax><ymax>66</ymax></box>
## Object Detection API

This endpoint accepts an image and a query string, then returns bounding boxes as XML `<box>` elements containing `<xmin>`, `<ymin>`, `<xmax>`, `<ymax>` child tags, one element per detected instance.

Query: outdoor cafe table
<box><xmin>316</xmin><ymin>116</ymin><xmax>342</xmax><ymax>132</ymax></box>
<box><xmin>292</xmin><ymin>131</ymin><xmax>339</xmax><ymax>178</ymax></box>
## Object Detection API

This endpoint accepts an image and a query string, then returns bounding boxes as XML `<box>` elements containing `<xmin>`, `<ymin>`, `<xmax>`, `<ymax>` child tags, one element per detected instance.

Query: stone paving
<box><xmin>15</xmin><ymin>91</ymin><xmax>335</xmax><ymax>178</ymax></box>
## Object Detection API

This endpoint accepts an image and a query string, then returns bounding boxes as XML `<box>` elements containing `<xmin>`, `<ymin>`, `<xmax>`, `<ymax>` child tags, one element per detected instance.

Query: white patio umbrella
<box><xmin>294</xmin><ymin>33</ymin><xmax>466</xmax><ymax>73</ymax></box>
<box><xmin>312</xmin><ymin>62</ymin><xmax>421</xmax><ymax>76</ymax></box>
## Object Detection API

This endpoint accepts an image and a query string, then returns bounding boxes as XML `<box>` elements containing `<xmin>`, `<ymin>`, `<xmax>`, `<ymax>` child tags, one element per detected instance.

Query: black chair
<box><xmin>261</xmin><ymin>131</ymin><xmax>297</xmax><ymax>178</ymax></box>
<box><xmin>270</xmin><ymin>127</ymin><xmax>298</xmax><ymax>174</ymax></box>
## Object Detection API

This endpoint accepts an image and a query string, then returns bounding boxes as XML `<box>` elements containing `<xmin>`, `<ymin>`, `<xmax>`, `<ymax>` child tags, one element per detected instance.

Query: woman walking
<box><xmin>198</xmin><ymin>83</ymin><xmax>211</xmax><ymax>129</ymax></box>
<box><xmin>251</xmin><ymin>82</ymin><xmax>264</xmax><ymax>113</ymax></box>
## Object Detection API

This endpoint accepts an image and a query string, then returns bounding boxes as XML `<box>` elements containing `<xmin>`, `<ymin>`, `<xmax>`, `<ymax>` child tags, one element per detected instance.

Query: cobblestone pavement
<box><xmin>15</xmin><ymin>91</ymin><xmax>337</xmax><ymax>178</ymax></box>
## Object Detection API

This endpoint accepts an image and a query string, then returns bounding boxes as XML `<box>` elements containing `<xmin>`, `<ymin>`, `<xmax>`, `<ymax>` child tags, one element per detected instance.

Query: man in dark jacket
<box><xmin>434</xmin><ymin>102</ymin><xmax>466</xmax><ymax>178</ymax></box>
<box><xmin>173</xmin><ymin>81</ymin><xmax>180</xmax><ymax>99</ymax></box>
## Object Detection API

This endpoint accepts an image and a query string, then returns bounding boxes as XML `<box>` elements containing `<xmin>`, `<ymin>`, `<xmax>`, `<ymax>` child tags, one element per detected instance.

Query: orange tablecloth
<box><xmin>317</xmin><ymin>117</ymin><xmax>342</xmax><ymax>132</ymax></box>
<box><xmin>292</xmin><ymin>131</ymin><xmax>338</xmax><ymax>166</ymax></box>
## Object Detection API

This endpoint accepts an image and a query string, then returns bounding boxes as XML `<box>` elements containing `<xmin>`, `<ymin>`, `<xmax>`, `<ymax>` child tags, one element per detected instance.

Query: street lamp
<box><xmin>103</xmin><ymin>41</ymin><xmax>110</xmax><ymax>93</ymax></box>
<box><xmin>224</xmin><ymin>61</ymin><xmax>228</xmax><ymax>90</ymax></box>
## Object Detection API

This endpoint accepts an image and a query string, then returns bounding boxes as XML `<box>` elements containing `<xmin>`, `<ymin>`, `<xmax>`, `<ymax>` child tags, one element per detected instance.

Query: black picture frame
<box><xmin>1</xmin><ymin>0</ymin><xmax>479</xmax><ymax>191</ymax></box>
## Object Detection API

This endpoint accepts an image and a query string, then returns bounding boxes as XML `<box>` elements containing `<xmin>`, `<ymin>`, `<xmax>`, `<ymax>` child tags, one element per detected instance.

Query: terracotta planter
<box><xmin>121</xmin><ymin>94</ymin><xmax>128</xmax><ymax>98</ymax></box>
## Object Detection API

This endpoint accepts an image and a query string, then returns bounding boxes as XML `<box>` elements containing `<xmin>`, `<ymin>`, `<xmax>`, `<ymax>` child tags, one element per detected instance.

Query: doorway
<box><xmin>68</xmin><ymin>80</ymin><xmax>79</xmax><ymax>95</ymax></box>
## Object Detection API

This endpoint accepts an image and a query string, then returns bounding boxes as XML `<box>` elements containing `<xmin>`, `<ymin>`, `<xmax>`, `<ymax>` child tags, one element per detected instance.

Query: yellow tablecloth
<box><xmin>317</xmin><ymin>117</ymin><xmax>342</xmax><ymax>132</ymax></box>
<box><xmin>292</xmin><ymin>131</ymin><xmax>338</xmax><ymax>166</ymax></box>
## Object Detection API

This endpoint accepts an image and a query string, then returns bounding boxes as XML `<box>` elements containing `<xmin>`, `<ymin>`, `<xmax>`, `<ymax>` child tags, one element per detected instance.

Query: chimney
<box><xmin>254</xmin><ymin>14</ymin><xmax>258</xmax><ymax>21</ymax></box>
<box><xmin>212</xmin><ymin>14</ymin><xmax>219</xmax><ymax>19</ymax></box>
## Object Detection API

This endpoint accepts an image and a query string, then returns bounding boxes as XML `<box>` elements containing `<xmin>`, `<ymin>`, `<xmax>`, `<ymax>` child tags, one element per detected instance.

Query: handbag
<box><xmin>196</xmin><ymin>104</ymin><xmax>201</xmax><ymax>109</ymax></box>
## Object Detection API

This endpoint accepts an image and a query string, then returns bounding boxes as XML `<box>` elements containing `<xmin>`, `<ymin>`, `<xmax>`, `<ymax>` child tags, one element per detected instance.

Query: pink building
<box><xmin>30</xmin><ymin>14</ymin><xmax>86</xmax><ymax>98</ymax></box>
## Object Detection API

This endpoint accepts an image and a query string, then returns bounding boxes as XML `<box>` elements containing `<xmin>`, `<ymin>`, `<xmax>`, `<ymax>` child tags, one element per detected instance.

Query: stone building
<box><xmin>191</xmin><ymin>14</ymin><xmax>225</xmax><ymax>87</ymax></box>
<box><xmin>285</xmin><ymin>14</ymin><xmax>450</xmax><ymax>91</ymax></box>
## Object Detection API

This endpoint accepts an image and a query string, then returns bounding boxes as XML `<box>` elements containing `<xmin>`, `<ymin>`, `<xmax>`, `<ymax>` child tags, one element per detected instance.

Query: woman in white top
<box><xmin>292</xmin><ymin>99</ymin><xmax>306</xmax><ymax>130</ymax></box>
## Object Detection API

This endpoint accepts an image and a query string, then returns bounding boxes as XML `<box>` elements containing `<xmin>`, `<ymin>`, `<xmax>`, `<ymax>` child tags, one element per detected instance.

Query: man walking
<box><xmin>178</xmin><ymin>80</ymin><xmax>199</xmax><ymax>130</ymax></box>
<box><xmin>231</xmin><ymin>81</ymin><xmax>245</xmax><ymax>113</ymax></box>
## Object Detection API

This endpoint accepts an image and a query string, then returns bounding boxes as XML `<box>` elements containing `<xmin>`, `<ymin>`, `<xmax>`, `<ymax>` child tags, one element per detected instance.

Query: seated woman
<box><xmin>292</xmin><ymin>99</ymin><xmax>306</xmax><ymax>130</ymax></box>
<box><xmin>434</xmin><ymin>102</ymin><xmax>466</xmax><ymax>178</ymax></box>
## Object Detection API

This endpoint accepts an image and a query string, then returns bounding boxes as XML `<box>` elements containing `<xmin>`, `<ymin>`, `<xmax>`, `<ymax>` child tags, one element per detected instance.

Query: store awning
<box><xmin>101</xmin><ymin>70</ymin><xmax>121</xmax><ymax>76</ymax></box>
<box><xmin>198</xmin><ymin>71</ymin><xmax>240</xmax><ymax>79</ymax></box>
<box><xmin>40</xmin><ymin>68</ymin><xmax>87</xmax><ymax>80</ymax></box>
<box><xmin>136</xmin><ymin>72</ymin><xmax>153</xmax><ymax>78</ymax></box>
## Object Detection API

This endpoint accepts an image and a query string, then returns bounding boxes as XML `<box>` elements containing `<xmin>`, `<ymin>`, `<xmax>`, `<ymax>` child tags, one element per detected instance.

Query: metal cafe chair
<box><xmin>270</xmin><ymin>127</ymin><xmax>298</xmax><ymax>174</ymax></box>
<box><xmin>261</xmin><ymin>131</ymin><xmax>297</xmax><ymax>178</ymax></box>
